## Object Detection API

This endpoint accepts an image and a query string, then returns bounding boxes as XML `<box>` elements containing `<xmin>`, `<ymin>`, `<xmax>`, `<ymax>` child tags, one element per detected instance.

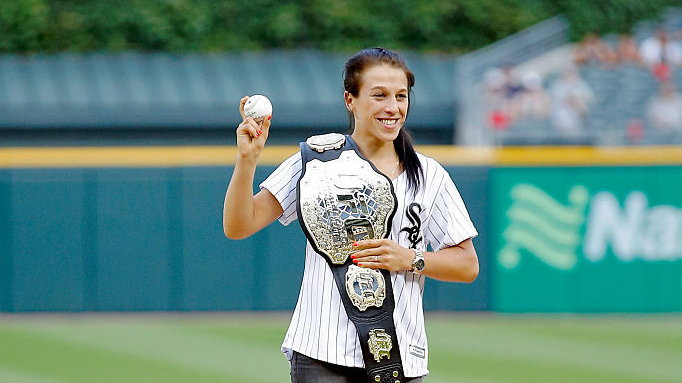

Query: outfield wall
<box><xmin>1</xmin><ymin>146</ymin><xmax>681</xmax><ymax>312</ymax></box>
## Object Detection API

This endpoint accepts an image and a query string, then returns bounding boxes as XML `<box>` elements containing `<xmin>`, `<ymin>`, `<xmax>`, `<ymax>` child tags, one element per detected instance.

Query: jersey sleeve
<box><xmin>259</xmin><ymin>151</ymin><xmax>302</xmax><ymax>226</ymax></box>
<box><xmin>425</xmin><ymin>164</ymin><xmax>478</xmax><ymax>251</ymax></box>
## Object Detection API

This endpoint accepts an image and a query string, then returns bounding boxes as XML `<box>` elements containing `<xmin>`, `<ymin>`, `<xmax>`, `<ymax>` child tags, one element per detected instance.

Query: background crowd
<box><xmin>482</xmin><ymin>24</ymin><xmax>682</xmax><ymax>145</ymax></box>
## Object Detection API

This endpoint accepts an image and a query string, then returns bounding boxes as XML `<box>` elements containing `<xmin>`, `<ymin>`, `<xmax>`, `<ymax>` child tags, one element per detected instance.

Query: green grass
<box><xmin>1</xmin><ymin>313</ymin><xmax>681</xmax><ymax>383</ymax></box>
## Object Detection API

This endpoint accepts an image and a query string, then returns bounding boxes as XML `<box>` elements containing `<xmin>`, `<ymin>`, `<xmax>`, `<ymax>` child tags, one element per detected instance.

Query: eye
<box><xmin>372</xmin><ymin>93</ymin><xmax>385</xmax><ymax>98</ymax></box>
<box><xmin>397</xmin><ymin>94</ymin><xmax>408</xmax><ymax>100</ymax></box>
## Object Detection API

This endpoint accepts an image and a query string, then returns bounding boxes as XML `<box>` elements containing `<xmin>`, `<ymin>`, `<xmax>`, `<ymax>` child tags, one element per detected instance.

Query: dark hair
<box><xmin>343</xmin><ymin>47</ymin><xmax>423</xmax><ymax>192</ymax></box>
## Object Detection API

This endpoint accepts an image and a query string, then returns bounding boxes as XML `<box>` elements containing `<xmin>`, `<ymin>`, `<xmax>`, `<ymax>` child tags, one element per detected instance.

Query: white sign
<box><xmin>584</xmin><ymin>191</ymin><xmax>682</xmax><ymax>262</ymax></box>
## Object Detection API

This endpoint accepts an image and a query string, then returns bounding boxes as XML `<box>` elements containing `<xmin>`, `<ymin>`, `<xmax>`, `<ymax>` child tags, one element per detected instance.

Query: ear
<box><xmin>344</xmin><ymin>91</ymin><xmax>353</xmax><ymax>112</ymax></box>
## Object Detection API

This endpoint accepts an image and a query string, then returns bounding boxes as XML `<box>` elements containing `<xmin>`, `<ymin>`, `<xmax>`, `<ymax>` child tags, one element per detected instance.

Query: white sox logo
<box><xmin>400</xmin><ymin>203</ymin><xmax>423</xmax><ymax>249</ymax></box>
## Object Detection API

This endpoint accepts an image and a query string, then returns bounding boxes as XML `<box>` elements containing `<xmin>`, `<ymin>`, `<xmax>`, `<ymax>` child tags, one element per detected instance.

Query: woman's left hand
<box><xmin>351</xmin><ymin>239</ymin><xmax>414</xmax><ymax>272</ymax></box>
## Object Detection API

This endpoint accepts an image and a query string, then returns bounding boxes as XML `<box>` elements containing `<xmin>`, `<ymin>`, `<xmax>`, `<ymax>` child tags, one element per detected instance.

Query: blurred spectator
<box><xmin>615</xmin><ymin>34</ymin><xmax>643</xmax><ymax>65</ymax></box>
<box><xmin>482</xmin><ymin>64</ymin><xmax>523</xmax><ymax>131</ymax></box>
<box><xmin>640</xmin><ymin>29</ymin><xmax>682</xmax><ymax>81</ymax></box>
<box><xmin>549</xmin><ymin>67</ymin><xmax>594</xmax><ymax>138</ymax></box>
<box><xmin>482</xmin><ymin>67</ymin><xmax>507</xmax><ymax>108</ymax></box>
<box><xmin>574</xmin><ymin>33</ymin><xmax>618</xmax><ymax>66</ymax></box>
<box><xmin>645</xmin><ymin>82</ymin><xmax>682</xmax><ymax>140</ymax></box>
<box><xmin>516</xmin><ymin>72</ymin><xmax>550</xmax><ymax>120</ymax></box>
<box><xmin>500</xmin><ymin>64</ymin><xmax>525</xmax><ymax>100</ymax></box>
<box><xmin>482</xmin><ymin>67</ymin><xmax>510</xmax><ymax>130</ymax></box>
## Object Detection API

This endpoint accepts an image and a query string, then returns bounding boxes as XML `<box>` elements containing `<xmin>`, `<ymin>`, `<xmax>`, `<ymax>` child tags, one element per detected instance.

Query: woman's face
<box><xmin>346</xmin><ymin>64</ymin><xmax>409</xmax><ymax>143</ymax></box>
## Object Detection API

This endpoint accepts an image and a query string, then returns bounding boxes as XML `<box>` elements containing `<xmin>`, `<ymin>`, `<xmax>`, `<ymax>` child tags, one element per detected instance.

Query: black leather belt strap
<box><xmin>297</xmin><ymin>135</ymin><xmax>405</xmax><ymax>383</ymax></box>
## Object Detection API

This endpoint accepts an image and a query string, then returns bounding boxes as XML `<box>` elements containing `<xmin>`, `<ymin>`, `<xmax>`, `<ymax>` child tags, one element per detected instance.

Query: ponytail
<box><xmin>394</xmin><ymin>128</ymin><xmax>422</xmax><ymax>194</ymax></box>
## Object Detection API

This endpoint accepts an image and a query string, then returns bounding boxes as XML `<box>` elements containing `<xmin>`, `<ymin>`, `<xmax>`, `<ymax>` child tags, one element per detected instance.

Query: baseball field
<box><xmin>0</xmin><ymin>313</ymin><xmax>680</xmax><ymax>383</ymax></box>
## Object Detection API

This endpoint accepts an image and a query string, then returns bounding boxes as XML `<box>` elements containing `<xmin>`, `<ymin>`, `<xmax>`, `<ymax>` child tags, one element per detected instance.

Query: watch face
<box><xmin>414</xmin><ymin>258</ymin><xmax>425</xmax><ymax>271</ymax></box>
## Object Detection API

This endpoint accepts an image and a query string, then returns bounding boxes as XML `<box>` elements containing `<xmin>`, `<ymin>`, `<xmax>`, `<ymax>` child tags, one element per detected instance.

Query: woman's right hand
<box><xmin>236</xmin><ymin>96</ymin><xmax>272</xmax><ymax>162</ymax></box>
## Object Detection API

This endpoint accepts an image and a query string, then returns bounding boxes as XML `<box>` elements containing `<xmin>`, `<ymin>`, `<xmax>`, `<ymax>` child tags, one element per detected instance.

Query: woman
<box><xmin>224</xmin><ymin>48</ymin><xmax>478</xmax><ymax>382</ymax></box>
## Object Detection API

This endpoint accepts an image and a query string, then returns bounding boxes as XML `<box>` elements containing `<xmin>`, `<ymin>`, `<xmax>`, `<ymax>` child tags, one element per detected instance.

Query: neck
<box><xmin>350</xmin><ymin>132</ymin><xmax>397</xmax><ymax>162</ymax></box>
<box><xmin>350</xmin><ymin>131</ymin><xmax>402</xmax><ymax>179</ymax></box>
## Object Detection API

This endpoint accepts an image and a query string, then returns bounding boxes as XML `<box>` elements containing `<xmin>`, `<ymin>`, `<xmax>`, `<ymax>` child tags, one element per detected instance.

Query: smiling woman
<box><xmin>344</xmin><ymin>64</ymin><xmax>410</xmax><ymax>180</ymax></box>
<box><xmin>342</xmin><ymin>49</ymin><xmax>419</xmax><ymax>188</ymax></box>
<box><xmin>223</xmin><ymin>47</ymin><xmax>479</xmax><ymax>383</ymax></box>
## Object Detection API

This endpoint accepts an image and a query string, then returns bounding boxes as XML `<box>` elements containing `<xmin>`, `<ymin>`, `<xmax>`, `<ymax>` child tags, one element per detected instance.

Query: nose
<box><xmin>384</xmin><ymin>98</ymin><xmax>399</xmax><ymax>114</ymax></box>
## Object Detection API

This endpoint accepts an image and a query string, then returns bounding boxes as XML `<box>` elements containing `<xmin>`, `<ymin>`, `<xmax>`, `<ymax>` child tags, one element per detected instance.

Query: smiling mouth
<box><xmin>377</xmin><ymin>118</ymin><xmax>400</xmax><ymax>126</ymax></box>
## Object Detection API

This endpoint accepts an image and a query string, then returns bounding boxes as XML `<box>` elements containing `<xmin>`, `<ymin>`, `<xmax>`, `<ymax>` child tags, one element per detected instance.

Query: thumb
<box><xmin>239</xmin><ymin>96</ymin><xmax>249</xmax><ymax>119</ymax></box>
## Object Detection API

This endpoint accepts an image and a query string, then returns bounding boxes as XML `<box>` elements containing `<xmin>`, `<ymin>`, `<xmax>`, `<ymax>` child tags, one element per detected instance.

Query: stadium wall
<box><xmin>0</xmin><ymin>146</ymin><xmax>681</xmax><ymax>313</ymax></box>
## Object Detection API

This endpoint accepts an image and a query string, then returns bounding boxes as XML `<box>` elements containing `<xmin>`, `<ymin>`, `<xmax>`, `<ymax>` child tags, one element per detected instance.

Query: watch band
<box><xmin>412</xmin><ymin>249</ymin><xmax>425</xmax><ymax>274</ymax></box>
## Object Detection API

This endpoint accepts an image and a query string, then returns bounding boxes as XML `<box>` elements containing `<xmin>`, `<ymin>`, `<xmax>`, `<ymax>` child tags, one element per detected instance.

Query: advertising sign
<box><xmin>491</xmin><ymin>167</ymin><xmax>682</xmax><ymax>312</ymax></box>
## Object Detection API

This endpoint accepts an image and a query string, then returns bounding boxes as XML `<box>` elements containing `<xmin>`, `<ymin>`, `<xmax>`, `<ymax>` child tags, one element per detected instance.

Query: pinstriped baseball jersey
<box><xmin>259</xmin><ymin>151</ymin><xmax>478</xmax><ymax>378</ymax></box>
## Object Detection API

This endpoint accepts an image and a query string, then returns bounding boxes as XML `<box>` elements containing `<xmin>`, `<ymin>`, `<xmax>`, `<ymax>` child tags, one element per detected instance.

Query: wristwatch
<box><xmin>411</xmin><ymin>249</ymin><xmax>425</xmax><ymax>274</ymax></box>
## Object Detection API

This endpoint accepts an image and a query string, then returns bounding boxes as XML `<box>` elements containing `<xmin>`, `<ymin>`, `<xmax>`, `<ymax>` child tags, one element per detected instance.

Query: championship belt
<box><xmin>297</xmin><ymin>133</ymin><xmax>405</xmax><ymax>383</ymax></box>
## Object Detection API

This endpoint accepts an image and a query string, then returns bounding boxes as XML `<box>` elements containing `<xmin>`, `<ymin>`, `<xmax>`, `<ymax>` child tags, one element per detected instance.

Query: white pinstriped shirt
<box><xmin>259</xmin><ymin>151</ymin><xmax>478</xmax><ymax>378</ymax></box>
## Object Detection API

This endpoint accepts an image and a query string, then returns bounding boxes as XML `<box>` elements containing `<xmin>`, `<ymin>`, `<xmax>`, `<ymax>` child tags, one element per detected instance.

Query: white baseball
<box><xmin>243</xmin><ymin>95</ymin><xmax>272</xmax><ymax>121</ymax></box>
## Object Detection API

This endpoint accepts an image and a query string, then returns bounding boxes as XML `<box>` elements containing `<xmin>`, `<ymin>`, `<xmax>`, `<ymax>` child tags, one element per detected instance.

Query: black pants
<box><xmin>290</xmin><ymin>351</ymin><xmax>425</xmax><ymax>383</ymax></box>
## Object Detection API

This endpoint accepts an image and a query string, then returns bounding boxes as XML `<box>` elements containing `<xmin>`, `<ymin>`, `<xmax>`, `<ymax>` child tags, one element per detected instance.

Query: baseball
<box><xmin>243</xmin><ymin>95</ymin><xmax>272</xmax><ymax>121</ymax></box>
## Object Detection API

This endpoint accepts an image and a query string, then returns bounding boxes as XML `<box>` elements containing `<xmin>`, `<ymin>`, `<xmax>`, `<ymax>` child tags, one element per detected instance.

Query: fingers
<box><xmin>239</xmin><ymin>96</ymin><xmax>249</xmax><ymax>119</ymax></box>
<box><xmin>237</xmin><ymin>117</ymin><xmax>262</xmax><ymax>138</ymax></box>
<box><xmin>354</xmin><ymin>239</ymin><xmax>388</xmax><ymax>249</ymax></box>
<box><xmin>351</xmin><ymin>246</ymin><xmax>385</xmax><ymax>260</ymax></box>
<box><xmin>351</xmin><ymin>239</ymin><xmax>389</xmax><ymax>259</ymax></box>
<box><xmin>351</xmin><ymin>243</ymin><xmax>387</xmax><ymax>268</ymax></box>
<box><xmin>352</xmin><ymin>253</ymin><xmax>386</xmax><ymax>269</ymax></box>
<box><xmin>352</xmin><ymin>253</ymin><xmax>380</xmax><ymax>268</ymax></box>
